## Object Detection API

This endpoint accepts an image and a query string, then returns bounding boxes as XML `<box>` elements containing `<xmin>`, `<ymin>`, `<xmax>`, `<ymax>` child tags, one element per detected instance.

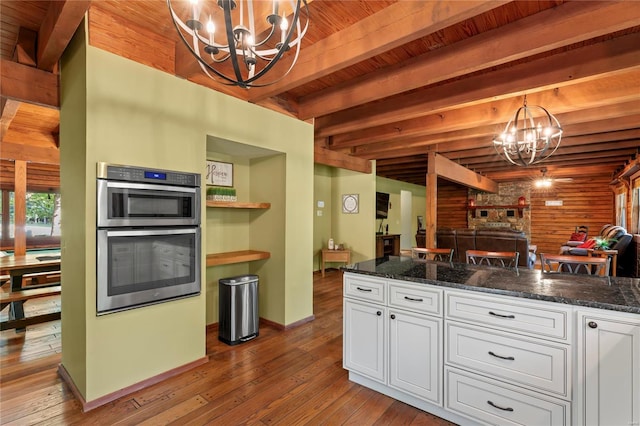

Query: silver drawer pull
<box><xmin>489</xmin><ymin>311</ymin><xmax>515</xmax><ymax>319</ymax></box>
<box><xmin>356</xmin><ymin>287</ymin><xmax>372</xmax><ymax>292</ymax></box>
<box><xmin>488</xmin><ymin>351</ymin><xmax>515</xmax><ymax>361</ymax></box>
<box><xmin>487</xmin><ymin>400</ymin><xmax>514</xmax><ymax>412</ymax></box>
<box><xmin>404</xmin><ymin>296</ymin><xmax>423</xmax><ymax>302</ymax></box>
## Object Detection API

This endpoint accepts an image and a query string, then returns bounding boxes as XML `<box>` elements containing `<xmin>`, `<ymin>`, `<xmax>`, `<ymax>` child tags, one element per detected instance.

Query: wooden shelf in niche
<box><xmin>206</xmin><ymin>201</ymin><xmax>271</xmax><ymax>209</ymax></box>
<box><xmin>206</xmin><ymin>250</ymin><xmax>271</xmax><ymax>266</ymax></box>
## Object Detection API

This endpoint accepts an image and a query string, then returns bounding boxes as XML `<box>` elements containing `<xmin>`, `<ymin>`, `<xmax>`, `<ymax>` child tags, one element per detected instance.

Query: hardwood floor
<box><xmin>0</xmin><ymin>270</ymin><xmax>454</xmax><ymax>425</ymax></box>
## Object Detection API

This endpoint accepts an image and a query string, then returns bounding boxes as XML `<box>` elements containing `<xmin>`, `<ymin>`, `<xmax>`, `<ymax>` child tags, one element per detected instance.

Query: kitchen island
<box><xmin>342</xmin><ymin>256</ymin><xmax>639</xmax><ymax>426</ymax></box>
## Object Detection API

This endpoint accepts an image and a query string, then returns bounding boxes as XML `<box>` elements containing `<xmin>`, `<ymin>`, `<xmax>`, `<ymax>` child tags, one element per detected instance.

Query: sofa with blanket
<box><xmin>435</xmin><ymin>228</ymin><xmax>536</xmax><ymax>268</ymax></box>
<box><xmin>561</xmin><ymin>224</ymin><xmax>633</xmax><ymax>276</ymax></box>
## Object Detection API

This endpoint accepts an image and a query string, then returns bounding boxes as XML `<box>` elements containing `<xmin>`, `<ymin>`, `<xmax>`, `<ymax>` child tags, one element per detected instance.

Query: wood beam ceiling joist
<box><xmin>248</xmin><ymin>1</ymin><xmax>508</xmax><ymax>103</ymax></box>
<box><xmin>38</xmin><ymin>1</ymin><xmax>90</xmax><ymax>71</ymax></box>
<box><xmin>1</xmin><ymin>59</ymin><xmax>59</xmax><ymax>108</ymax></box>
<box><xmin>298</xmin><ymin>1</ymin><xmax>640</xmax><ymax>119</ymax></box>
<box><xmin>329</xmin><ymin>72</ymin><xmax>640</xmax><ymax>148</ymax></box>
<box><xmin>315</xmin><ymin>30</ymin><xmax>640</xmax><ymax>137</ymax></box>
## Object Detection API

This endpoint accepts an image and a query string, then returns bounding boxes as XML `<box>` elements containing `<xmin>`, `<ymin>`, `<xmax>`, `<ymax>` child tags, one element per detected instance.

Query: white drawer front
<box><xmin>344</xmin><ymin>274</ymin><xmax>386</xmax><ymax>304</ymax></box>
<box><xmin>446</xmin><ymin>323</ymin><xmax>570</xmax><ymax>397</ymax></box>
<box><xmin>446</xmin><ymin>292</ymin><xmax>570</xmax><ymax>342</ymax></box>
<box><xmin>446</xmin><ymin>368</ymin><xmax>571</xmax><ymax>426</ymax></box>
<box><xmin>389</xmin><ymin>280</ymin><xmax>442</xmax><ymax>316</ymax></box>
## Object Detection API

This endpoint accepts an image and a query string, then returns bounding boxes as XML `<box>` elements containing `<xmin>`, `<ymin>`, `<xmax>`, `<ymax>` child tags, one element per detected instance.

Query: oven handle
<box><xmin>103</xmin><ymin>228</ymin><xmax>199</xmax><ymax>237</ymax></box>
<box><xmin>104</xmin><ymin>180</ymin><xmax>198</xmax><ymax>194</ymax></box>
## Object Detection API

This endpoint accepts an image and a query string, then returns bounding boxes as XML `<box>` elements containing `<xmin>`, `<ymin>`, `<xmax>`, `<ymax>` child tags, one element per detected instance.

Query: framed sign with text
<box><xmin>206</xmin><ymin>160</ymin><xmax>233</xmax><ymax>187</ymax></box>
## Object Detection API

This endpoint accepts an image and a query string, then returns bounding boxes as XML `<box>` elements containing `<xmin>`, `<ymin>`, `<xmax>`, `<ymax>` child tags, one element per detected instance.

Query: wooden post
<box><xmin>14</xmin><ymin>160</ymin><xmax>27</xmax><ymax>256</ymax></box>
<box><xmin>426</xmin><ymin>152</ymin><xmax>437</xmax><ymax>247</ymax></box>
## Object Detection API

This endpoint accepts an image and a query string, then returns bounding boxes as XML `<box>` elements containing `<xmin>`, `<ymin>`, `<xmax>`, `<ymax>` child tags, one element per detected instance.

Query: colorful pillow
<box><xmin>569</xmin><ymin>232</ymin><xmax>586</xmax><ymax>242</ymax></box>
<box><xmin>577</xmin><ymin>239</ymin><xmax>596</xmax><ymax>249</ymax></box>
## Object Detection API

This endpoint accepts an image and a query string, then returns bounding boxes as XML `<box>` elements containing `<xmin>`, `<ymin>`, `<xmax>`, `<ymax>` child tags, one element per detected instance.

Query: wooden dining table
<box><xmin>1</xmin><ymin>251</ymin><xmax>61</xmax><ymax>331</ymax></box>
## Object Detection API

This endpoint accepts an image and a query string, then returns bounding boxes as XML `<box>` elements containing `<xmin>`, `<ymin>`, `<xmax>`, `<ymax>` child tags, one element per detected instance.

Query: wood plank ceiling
<box><xmin>1</xmin><ymin>0</ymin><xmax>639</xmax><ymax>188</ymax></box>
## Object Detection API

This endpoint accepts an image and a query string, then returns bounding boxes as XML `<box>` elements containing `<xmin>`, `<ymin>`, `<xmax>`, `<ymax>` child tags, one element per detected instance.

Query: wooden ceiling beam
<box><xmin>38</xmin><ymin>1</ymin><xmax>90</xmax><ymax>71</ymax></box>
<box><xmin>432</xmin><ymin>153</ymin><xmax>498</xmax><ymax>193</ymax></box>
<box><xmin>0</xmin><ymin>59</ymin><xmax>59</xmax><ymax>108</ymax></box>
<box><xmin>315</xmin><ymin>31</ymin><xmax>640</xmax><ymax>137</ymax></box>
<box><xmin>313</xmin><ymin>146</ymin><xmax>371</xmax><ymax>174</ymax></box>
<box><xmin>331</xmin><ymin>75</ymin><xmax>640</xmax><ymax>148</ymax></box>
<box><xmin>0</xmin><ymin>142</ymin><xmax>60</xmax><ymax>164</ymax></box>
<box><xmin>248</xmin><ymin>1</ymin><xmax>508</xmax><ymax>103</ymax></box>
<box><xmin>0</xmin><ymin>99</ymin><xmax>20</xmax><ymax>143</ymax></box>
<box><xmin>298</xmin><ymin>1</ymin><xmax>640</xmax><ymax>119</ymax></box>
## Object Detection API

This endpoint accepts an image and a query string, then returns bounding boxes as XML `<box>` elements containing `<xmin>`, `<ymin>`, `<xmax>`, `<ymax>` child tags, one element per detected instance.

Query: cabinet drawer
<box><xmin>344</xmin><ymin>274</ymin><xmax>386</xmax><ymax>304</ymax></box>
<box><xmin>445</xmin><ymin>368</ymin><xmax>571</xmax><ymax>426</ymax></box>
<box><xmin>446</xmin><ymin>292</ymin><xmax>571</xmax><ymax>341</ymax></box>
<box><xmin>446</xmin><ymin>323</ymin><xmax>570</xmax><ymax>397</ymax></box>
<box><xmin>389</xmin><ymin>280</ymin><xmax>442</xmax><ymax>316</ymax></box>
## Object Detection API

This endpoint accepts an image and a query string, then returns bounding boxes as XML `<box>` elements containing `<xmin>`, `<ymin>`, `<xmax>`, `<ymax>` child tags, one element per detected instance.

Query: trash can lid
<box><xmin>219</xmin><ymin>274</ymin><xmax>259</xmax><ymax>285</ymax></box>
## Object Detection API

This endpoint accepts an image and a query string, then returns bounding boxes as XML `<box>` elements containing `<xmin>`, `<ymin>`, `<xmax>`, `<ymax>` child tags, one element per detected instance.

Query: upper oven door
<box><xmin>97</xmin><ymin>180</ymin><xmax>200</xmax><ymax>227</ymax></box>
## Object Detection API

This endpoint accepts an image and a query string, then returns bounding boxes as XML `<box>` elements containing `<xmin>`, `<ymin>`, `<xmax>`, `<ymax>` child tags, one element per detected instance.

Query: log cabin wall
<box><xmin>530</xmin><ymin>175</ymin><xmax>614</xmax><ymax>256</ymax></box>
<box><xmin>436</xmin><ymin>179</ymin><xmax>468</xmax><ymax>230</ymax></box>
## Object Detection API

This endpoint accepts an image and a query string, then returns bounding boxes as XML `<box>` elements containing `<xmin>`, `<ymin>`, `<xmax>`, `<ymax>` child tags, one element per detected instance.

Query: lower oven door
<box><xmin>97</xmin><ymin>227</ymin><xmax>200</xmax><ymax>315</ymax></box>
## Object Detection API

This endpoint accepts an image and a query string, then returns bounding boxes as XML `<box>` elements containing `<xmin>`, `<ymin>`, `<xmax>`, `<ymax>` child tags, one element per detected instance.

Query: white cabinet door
<box><xmin>389</xmin><ymin>309</ymin><xmax>442</xmax><ymax>405</ymax></box>
<box><xmin>576</xmin><ymin>310</ymin><xmax>640</xmax><ymax>426</ymax></box>
<box><xmin>343</xmin><ymin>299</ymin><xmax>386</xmax><ymax>383</ymax></box>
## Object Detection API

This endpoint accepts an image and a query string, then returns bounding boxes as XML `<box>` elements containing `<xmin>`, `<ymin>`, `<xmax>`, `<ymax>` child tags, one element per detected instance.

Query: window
<box><xmin>0</xmin><ymin>190</ymin><xmax>60</xmax><ymax>250</ymax></box>
<box><xmin>615</xmin><ymin>192</ymin><xmax>626</xmax><ymax>229</ymax></box>
<box><xmin>632</xmin><ymin>186</ymin><xmax>640</xmax><ymax>234</ymax></box>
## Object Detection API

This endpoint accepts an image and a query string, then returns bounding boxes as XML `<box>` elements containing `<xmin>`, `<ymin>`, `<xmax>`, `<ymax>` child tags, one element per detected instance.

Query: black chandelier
<box><xmin>493</xmin><ymin>95</ymin><xmax>563</xmax><ymax>166</ymax></box>
<box><xmin>167</xmin><ymin>0</ymin><xmax>309</xmax><ymax>88</ymax></box>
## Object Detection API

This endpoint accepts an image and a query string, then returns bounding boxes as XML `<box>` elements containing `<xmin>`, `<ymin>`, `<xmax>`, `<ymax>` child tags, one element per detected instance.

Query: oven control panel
<box><xmin>97</xmin><ymin>162</ymin><xmax>200</xmax><ymax>187</ymax></box>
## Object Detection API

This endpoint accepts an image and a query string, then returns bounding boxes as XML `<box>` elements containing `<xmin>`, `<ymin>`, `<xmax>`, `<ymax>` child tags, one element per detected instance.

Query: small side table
<box><xmin>321</xmin><ymin>249</ymin><xmax>351</xmax><ymax>277</ymax></box>
<box><xmin>587</xmin><ymin>249</ymin><xmax>618</xmax><ymax>276</ymax></box>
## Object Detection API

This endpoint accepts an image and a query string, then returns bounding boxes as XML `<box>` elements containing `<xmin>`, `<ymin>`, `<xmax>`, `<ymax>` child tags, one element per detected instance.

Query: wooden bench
<box><xmin>1</xmin><ymin>285</ymin><xmax>61</xmax><ymax>331</ymax></box>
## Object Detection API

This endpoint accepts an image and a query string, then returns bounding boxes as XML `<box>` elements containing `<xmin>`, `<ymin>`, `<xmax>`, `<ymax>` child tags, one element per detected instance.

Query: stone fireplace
<box><xmin>468</xmin><ymin>182</ymin><xmax>531</xmax><ymax>239</ymax></box>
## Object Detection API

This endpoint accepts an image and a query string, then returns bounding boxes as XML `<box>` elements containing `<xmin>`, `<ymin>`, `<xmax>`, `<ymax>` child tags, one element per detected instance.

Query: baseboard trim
<box><xmin>58</xmin><ymin>355</ymin><xmax>209</xmax><ymax>412</ymax></box>
<box><xmin>260</xmin><ymin>315</ymin><xmax>315</xmax><ymax>331</ymax></box>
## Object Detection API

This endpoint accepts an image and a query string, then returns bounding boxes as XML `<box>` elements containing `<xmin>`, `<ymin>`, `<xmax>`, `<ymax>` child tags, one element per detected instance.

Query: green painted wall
<box><xmin>332</xmin><ymin>169</ymin><xmax>377</xmax><ymax>263</ymax></box>
<box><xmin>313</xmin><ymin>164</ymin><xmax>333</xmax><ymax>270</ymax></box>
<box><xmin>60</xmin><ymin>20</ymin><xmax>88</xmax><ymax>397</ymax></box>
<box><xmin>60</xmin><ymin>24</ymin><xmax>313</xmax><ymax>403</ymax></box>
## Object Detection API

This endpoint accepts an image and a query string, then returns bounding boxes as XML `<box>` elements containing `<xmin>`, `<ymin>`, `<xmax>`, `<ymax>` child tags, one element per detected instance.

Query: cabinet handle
<box><xmin>390</xmin><ymin>314</ymin><xmax>396</xmax><ymax>319</ymax></box>
<box><xmin>588</xmin><ymin>321</ymin><xmax>598</xmax><ymax>329</ymax></box>
<box><xmin>487</xmin><ymin>400</ymin><xmax>514</xmax><ymax>412</ymax></box>
<box><xmin>404</xmin><ymin>296</ymin><xmax>423</xmax><ymax>302</ymax></box>
<box><xmin>356</xmin><ymin>287</ymin><xmax>372</xmax><ymax>292</ymax></box>
<box><xmin>376</xmin><ymin>311</ymin><xmax>382</xmax><ymax>316</ymax></box>
<box><xmin>488</xmin><ymin>351</ymin><xmax>515</xmax><ymax>361</ymax></box>
<box><xmin>488</xmin><ymin>311</ymin><xmax>515</xmax><ymax>319</ymax></box>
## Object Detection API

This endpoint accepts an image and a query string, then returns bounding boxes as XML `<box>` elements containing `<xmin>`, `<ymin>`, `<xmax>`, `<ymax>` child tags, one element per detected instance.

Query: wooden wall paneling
<box><xmin>530</xmin><ymin>176</ymin><xmax>614</xmax><ymax>256</ymax></box>
<box><xmin>437</xmin><ymin>180</ymin><xmax>468</xmax><ymax>230</ymax></box>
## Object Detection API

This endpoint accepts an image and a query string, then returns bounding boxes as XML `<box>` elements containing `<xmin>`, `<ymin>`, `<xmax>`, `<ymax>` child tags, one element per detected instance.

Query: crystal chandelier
<box><xmin>493</xmin><ymin>95</ymin><xmax>563</xmax><ymax>166</ymax></box>
<box><xmin>167</xmin><ymin>0</ymin><xmax>309</xmax><ymax>88</ymax></box>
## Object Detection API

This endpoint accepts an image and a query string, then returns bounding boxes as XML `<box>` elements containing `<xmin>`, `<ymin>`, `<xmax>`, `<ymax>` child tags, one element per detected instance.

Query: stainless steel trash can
<box><xmin>218</xmin><ymin>274</ymin><xmax>259</xmax><ymax>345</ymax></box>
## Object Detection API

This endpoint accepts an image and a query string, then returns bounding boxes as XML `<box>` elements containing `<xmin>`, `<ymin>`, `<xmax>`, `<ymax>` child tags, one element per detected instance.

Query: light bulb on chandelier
<box><xmin>167</xmin><ymin>0</ymin><xmax>309</xmax><ymax>88</ymax></box>
<box><xmin>493</xmin><ymin>95</ymin><xmax>563</xmax><ymax>167</ymax></box>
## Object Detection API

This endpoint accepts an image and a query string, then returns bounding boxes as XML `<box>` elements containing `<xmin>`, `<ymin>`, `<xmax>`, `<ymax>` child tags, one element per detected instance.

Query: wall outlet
<box><xmin>317</xmin><ymin>210</ymin><xmax>323</xmax><ymax>216</ymax></box>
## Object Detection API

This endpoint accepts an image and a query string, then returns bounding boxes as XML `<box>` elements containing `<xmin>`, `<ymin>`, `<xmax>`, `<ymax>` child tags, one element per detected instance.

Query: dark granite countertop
<box><xmin>343</xmin><ymin>256</ymin><xmax>640</xmax><ymax>314</ymax></box>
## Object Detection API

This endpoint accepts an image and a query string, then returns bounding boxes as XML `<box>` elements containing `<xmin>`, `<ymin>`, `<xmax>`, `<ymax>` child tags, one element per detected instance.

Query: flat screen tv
<box><xmin>376</xmin><ymin>192</ymin><xmax>390</xmax><ymax>219</ymax></box>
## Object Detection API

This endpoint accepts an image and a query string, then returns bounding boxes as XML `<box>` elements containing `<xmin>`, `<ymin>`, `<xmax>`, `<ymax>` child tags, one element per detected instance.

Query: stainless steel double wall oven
<box><xmin>96</xmin><ymin>162</ymin><xmax>201</xmax><ymax>315</ymax></box>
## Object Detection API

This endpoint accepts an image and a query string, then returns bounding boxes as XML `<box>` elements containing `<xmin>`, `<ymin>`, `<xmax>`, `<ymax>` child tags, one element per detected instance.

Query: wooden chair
<box><xmin>411</xmin><ymin>247</ymin><xmax>454</xmax><ymax>262</ymax></box>
<box><xmin>466</xmin><ymin>250</ymin><xmax>520</xmax><ymax>268</ymax></box>
<box><xmin>539</xmin><ymin>253</ymin><xmax>610</xmax><ymax>276</ymax></box>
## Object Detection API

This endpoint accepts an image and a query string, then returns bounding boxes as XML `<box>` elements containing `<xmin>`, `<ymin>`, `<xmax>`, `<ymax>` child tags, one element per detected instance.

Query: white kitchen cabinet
<box><xmin>343</xmin><ymin>273</ymin><xmax>444</xmax><ymax>407</ymax></box>
<box><xmin>575</xmin><ymin>309</ymin><xmax>640</xmax><ymax>426</ymax></box>
<box><xmin>389</xmin><ymin>309</ymin><xmax>442</xmax><ymax>404</ymax></box>
<box><xmin>343</xmin><ymin>299</ymin><xmax>386</xmax><ymax>383</ymax></box>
